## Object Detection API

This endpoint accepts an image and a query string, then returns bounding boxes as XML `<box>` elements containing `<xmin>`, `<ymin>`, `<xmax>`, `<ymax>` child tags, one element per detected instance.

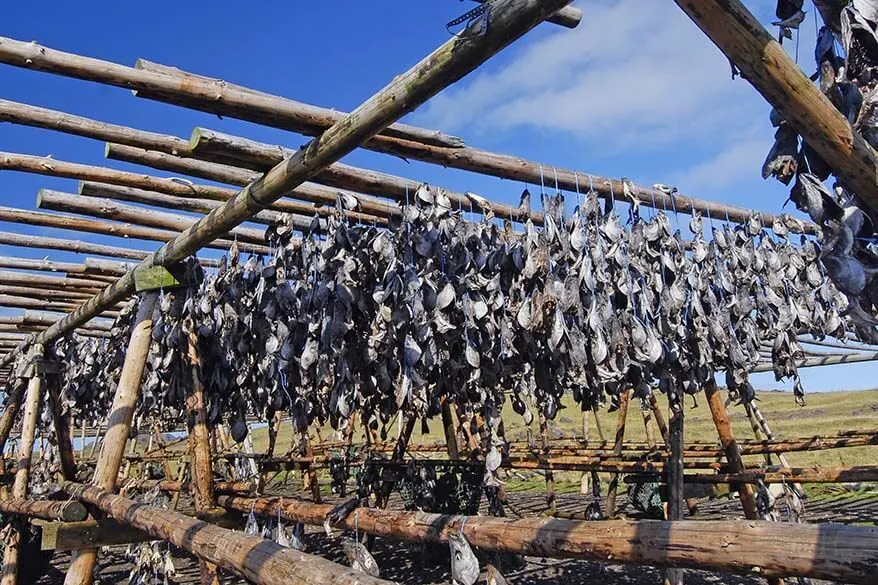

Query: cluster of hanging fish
<box><xmin>766</xmin><ymin>0</ymin><xmax>878</xmax><ymax>336</ymax></box>
<box><xmin>124</xmin><ymin>488</ymin><xmax>177</xmax><ymax>585</ymax></box>
<box><xmin>46</xmin><ymin>181</ymin><xmax>861</xmax><ymax>452</ymax></box>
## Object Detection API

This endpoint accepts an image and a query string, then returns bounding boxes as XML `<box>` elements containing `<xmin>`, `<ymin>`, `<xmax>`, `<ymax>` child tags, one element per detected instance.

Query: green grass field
<box><xmin>238</xmin><ymin>388</ymin><xmax>877</xmax><ymax>495</ymax></box>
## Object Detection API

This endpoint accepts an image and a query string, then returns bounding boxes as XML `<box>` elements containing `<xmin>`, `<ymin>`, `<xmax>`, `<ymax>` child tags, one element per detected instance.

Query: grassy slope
<box><xmin>244</xmin><ymin>389</ymin><xmax>877</xmax><ymax>494</ymax></box>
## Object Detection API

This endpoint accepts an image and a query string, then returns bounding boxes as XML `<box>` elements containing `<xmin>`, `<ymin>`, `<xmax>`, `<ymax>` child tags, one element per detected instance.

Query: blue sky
<box><xmin>0</xmin><ymin>1</ymin><xmax>874</xmax><ymax>392</ymax></box>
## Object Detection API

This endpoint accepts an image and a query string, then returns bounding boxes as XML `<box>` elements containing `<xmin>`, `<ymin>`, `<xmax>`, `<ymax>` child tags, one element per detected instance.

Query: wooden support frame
<box><xmin>605</xmin><ymin>388</ymin><xmax>631</xmax><ymax>518</ymax></box>
<box><xmin>703</xmin><ymin>380</ymin><xmax>784</xmax><ymax>585</ymax></box>
<box><xmin>1</xmin><ymin>345</ymin><xmax>44</xmax><ymax>585</ymax></box>
<box><xmin>0</xmin><ymin>0</ymin><xmax>577</xmax><ymax>370</ymax></box>
<box><xmin>64</xmin><ymin>291</ymin><xmax>158</xmax><ymax>585</ymax></box>
<box><xmin>217</xmin><ymin>493</ymin><xmax>878</xmax><ymax>584</ymax></box>
<box><xmin>665</xmin><ymin>394</ymin><xmax>685</xmax><ymax>585</ymax></box>
<box><xmin>674</xmin><ymin>0</ymin><xmax>878</xmax><ymax>209</ymax></box>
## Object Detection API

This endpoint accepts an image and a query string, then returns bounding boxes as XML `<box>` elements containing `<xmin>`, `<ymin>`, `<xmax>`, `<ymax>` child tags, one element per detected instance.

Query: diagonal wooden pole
<box><xmin>674</xmin><ymin>0</ymin><xmax>878</xmax><ymax>210</ymax></box>
<box><xmin>605</xmin><ymin>389</ymin><xmax>632</xmax><ymax>518</ymax></box>
<box><xmin>703</xmin><ymin>380</ymin><xmax>784</xmax><ymax>585</ymax></box>
<box><xmin>0</xmin><ymin>378</ymin><xmax>26</xmax><ymax>499</ymax></box>
<box><xmin>64</xmin><ymin>291</ymin><xmax>158</xmax><ymax>585</ymax></box>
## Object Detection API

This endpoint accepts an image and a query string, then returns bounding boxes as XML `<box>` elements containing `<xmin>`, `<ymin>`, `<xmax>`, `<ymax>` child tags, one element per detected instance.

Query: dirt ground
<box><xmin>35</xmin><ymin>487</ymin><xmax>876</xmax><ymax>585</ymax></box>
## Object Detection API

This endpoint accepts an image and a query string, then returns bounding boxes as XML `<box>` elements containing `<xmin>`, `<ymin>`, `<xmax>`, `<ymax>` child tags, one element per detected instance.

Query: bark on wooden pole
<box><xmin>665</xmin><ymin>395</ymin><xmax>685</xmax><ymax>585</ymax></box>
<box><xmin>703</xmin><ymin>380</ymin><xmax>782</xmax><ymax>585</ymax></box>
<box><xmin>103</xmin><ymin>145</ymin><xmax>395</xmax><ymax>225</ymax></box>
<box><xmin>38</xmin><ymin>189</ymin><xmax>268</xmax><ymax>246</ymax></box>
<box><xmin>0</xmin><ymin>230</ymin><xmax>158</xmax><ymax>261</ymax></box>
<box><xmin>441</xmin><ymin>400</ymin><xmax>460</xmax><ymax>459</ymax></box>
<box><xmin>45</xmin><ymin>370</ymin><xmax>77</xmax><ymax>481</ymax></box>
<box><xmin>0</xmin><ymin>41</ymin><xmax>814</xmax><ymax>231</ymax></box>
<box><xmin>538</xmin><ymin>412</ymin><xmax>556</xmax><ymax>513</ymax></box>
<box><xmin>63</xmin><ymin>482</ymin><xmax>394</xmax><ymax>585</ymax></box>
<box><xmin>0</xmin><ymin>0</ymin><xmax>576</xmax><ymax>371</ymax></box>
<box><xmin>673</xmin><ymin>0</ymin><xmax>878</xmax><ymax>209</ymax></box>
<box><xmin>0</xmin><ymin>498</ymin><xmax>87</xmax><ymax>522</ymax></box>
<box><xmin>648</xmin><ymin>394</ymin><xmax>670</xmax><ymax>447</ymax></box>
<box><xmin>0</xmin><ymin>201</ymin><xmax>268</xmax><ymax>254</ymax></box>
<box><xmin>64</xmin><ymin>291</ymin><xmax>158</xmax><ymax>585</ymax></box>
<box><xmin>1</xmin><ymin>346</ymin><xmax>43</xmax><ymax>585</ymax></box>
<box><xmin>216</xmin><ymin>494</ymin><xmax>878</xmax><ymax>584</ymax></box>
<box><xmin>185</xmin><ymin>324</ymin><xmax>221</xmax><ymax>585</ymax></box>
<box><xmin>605</xmin><ymin>388</ymin><xmax>631</xmax><ymax>518</ymax></box>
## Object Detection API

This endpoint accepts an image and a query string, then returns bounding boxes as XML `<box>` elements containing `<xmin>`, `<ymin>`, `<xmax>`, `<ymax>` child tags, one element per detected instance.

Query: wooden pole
<box><xmin>703</xmin><ymin>380</ymin><xmax>782</xmax><ymax>585</ymax></box>
<box><xmin>538</xmin><ymin>412</ymin><xmax>556</xmax><ymax>513</ymax></box>
<box><xmin>1</xmin><ymin>347</ymin><xmax>43</xmax><ymax>585</ymax></box>
<box><xmin>665</xmin><ymin>395</ymin><xmax>685</xmax><ymax>585</ymax></box>
<box><xmin>0</xmin><ymin>200</ymin><xmax>269</xmax><ymax>254</ymax></box>
<box><xmin>63</xmin><ymin>482</ymin><xmax>394</xmax><ymax>585</ymax></box>
<box><xmin>185</xmin><ymin>323</ymin><xmax>221</xmax><ymax>585</ymax></box>
<box><xmin>605</xmin><ymin>388</ymin><xmax>631</xmax><ymax>518</ymax></box>
<box><xmin>45</xmin><ymin>370</ymin><xmax>77</xmax><ymax>481</ymax></box>
<box><xmin>0</xmin><ymin>269</ymin><xmax>106</xmax><ymax>290</ymax></box>
<box><xmin>674</xmin><ymin>0</ymin><xmax>878</xmax><ymax>210</ymax></box>
<box><xmin>440</xmin><ymin>400</ymin><xmax>460</xmax><ymax>459</ymax></box>
<box><xmin>63</xmin><ymin>291</ymin><xmax>158</xmax><ymax>585</ymax></box>
<box><xmin>216</xmin><ymin>494</ymin><xmax>878</xmax><ymax>584</ymax></box>
<box><xmin>0</xmin><ymin>0</ymin><xmax>576</xmax><ymax>367</ymax></box>
<box><xmin>104</xmin><ymin>145</ymin><xmax>395</xmax><ymax>225</ymax></box>
<box><xmin>0</xmin><ymin>498</ymin><xmax>87</xmax><ymax>521</ymax></box>
<box><xmin>648</xmin><ymin>394</ymin><xmax>670</xmax><ymax>447</ymax></box>
<box><xmin>469</xmin><ymin>0</ymin><xmax>581</xmax><ymax>28</ymax></box>
<box><xmin>38</xmin><ymin>189</ymin><xmax>268</xmax><ymax>245</ymax></box>
<box><xmin>78</xmin><ymin>181</ymin><xmax>288</xmax><ymax>227</ymax></box>
<box><xmin>0</xmin><ymin>42</ymin><xmax>814</xmax><ymax>231</ymax></box>
<box><xmin>0</xmin><ymin>230</ymin><xmax>158</xmax><ymax>261</ymax></box>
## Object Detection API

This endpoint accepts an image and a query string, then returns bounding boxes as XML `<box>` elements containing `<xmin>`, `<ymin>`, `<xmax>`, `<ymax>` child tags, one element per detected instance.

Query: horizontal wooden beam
<box><xmin>37</xmin><ymin>188</ymin><xmax>268</xmax><ymax>246</ymax></box>
<box><xmin>63</xmin><ymin>482</ymin><xmax>391</xmax><ymax>585</ymax></box>
<box><xmin>0</xmin><ymin>498</ymin><xmax>87</xmax><ymax>522</ymax></box>
<box><xmin>218</xmin><ymin>494</ymin><xmax>878</xmax><ymax>583</ymax></box>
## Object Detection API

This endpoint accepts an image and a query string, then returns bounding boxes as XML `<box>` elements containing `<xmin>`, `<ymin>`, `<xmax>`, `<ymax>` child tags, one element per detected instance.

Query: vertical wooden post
<box><xmin>642</xmin><ymin>407</ymin><xmax>657</xmax><ymax>451</ymax></box>
<box><xmin>259</xmin><ymin>410</ymin><xmax>283</xmax><ymax>493</ymax></box>
<box><xmin>186</xmin><ymin>324</ymin><xmax>220</xmax><ymax>585</ymax></box>
<box><xmin>0</xmin><ymin>379</ymin><xmax>26</xmax><ymax>499</ymax></box>
<box><xmin>665</xmin><ymin>394</ymin><xmax>685</xmax><ymax>585</ymax></box>
<box><xmin>605</xmin><ymin>388</ymin><xmax>631</xmax><ymax>518</ymax></box>
<box><xmin>703</xmin><ymin>380</ymin><xmax>784</xmax><ymax>585</ymax></box>
<box><xmin>1</xmin><ymin>346</ymin><xmax>43</xmax><ymax>585</ymax></box>
<box><xmin>46</xmin><ymin>370</ymin><xmax>77</xmax><ymax>481</ymax></box>
<box><xmin>87</xmin><ymin>424</ymin><xmax>103</xmax><ymax>459</ymax></box>
<box><xmin>440</xmin><ymin>399</ymin><xmax>460</xmax><ymax>459</ymax></box>
<box><xmin>538</xmin><ymin>412</ymin><xmax>556</xmax><ymax>513</ymax></box>
<box><xmin>64</xmin><ymin>291</ymin><xmax>158</xmax><ymax>585</ymax></box>
<box><xmin>579</xmin><ymin>406</ymin><xmax>590</xmax><ymax>495</ymax></box>
<box><xmin>648</xmin><ymin>394</ymin><xmax>670</xmax><ymax>447</ymax></box>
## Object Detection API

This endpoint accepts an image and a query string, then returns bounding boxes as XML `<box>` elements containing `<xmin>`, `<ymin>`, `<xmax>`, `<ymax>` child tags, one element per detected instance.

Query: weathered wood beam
<box><xmin>78</xmin><ymin>182</ymin><xmax>286</xmax><ymax>227</ymax></box>
<box><xmin>0</xmin><ymin>201</ymin><xmax>267</xmax><ymax>254</ymax></box>
<box><xmin>0</xmin><ymin>0</ymin><xmax>574</xmax><ymax>372</ymax></box>
<box><xmin>677</xmin><ymin>465</ymin><xmax>878</xmax><ymax>484</ymax></box>
<box><xmin>64</xmin><ymin>482</ymin><xmax>393</xmax><ymax>585</ymax></box>
<box><xmin>38</xmin><ymin>188</ymin><xmax>268</xmax><ymax>246</ymax></box>
<box><xmin>665</xmin><ymin>396</ymin><xmax>685</xmax><ymax>585</ymax></box>
<box><xmin>605</xmin><ymin>388</ymin><xmax>631</xmax><ymax>518</ymax></box>
<box><xmin>674</xmin><ymin>0</ymin><xmax>878</xmax><ymax>210</ymax></box>
<box><xmin>0</xmin><ymin>378</ymin><xmax>26</xmax><ymax>499</ymax></box>
<box><xmin>22</xmin><ymin>310</ymin><xmax>112</xmax><ymax>331</ymax></box>
<box><xmin>0</xmin><ymin>498</ymin><xmax>86</xmax><ymax>522</ymax></box>
<box><xmin>0</xmin><ymin>230</ymin><xmax>156</xmax><ymax>261</ymax></box>
<box><xmin>217</xmin><ymin>494</ymin><xmax>878</xmax><ymax>584</ymax></box>
<box><xmin>470</xmin><ymin>0</ymin><xmax>581</xmax><ymax>28</ymax></box>
<box><xmin>105</xmin><ymin>144</ymin><xmax>395</xmax><ymax>225</ymax></box>
<box><xmin>0</xmin><ymin>294</ymin><xmax>120</xmax><ymax>317</ymax></box>
<box><xmin>752</xmin><ymin>351</ymin><xmax>878</xmax><ymax>371</ymax></box>
<box><xmin>64</xmin><ymin>292</ymin><xmax>157</xmax><ymax>585</ymax></box>
<box><xmin>0</xmin><ymin>269</ymin><xmax>105</xmax><ymax>290</ymax></box>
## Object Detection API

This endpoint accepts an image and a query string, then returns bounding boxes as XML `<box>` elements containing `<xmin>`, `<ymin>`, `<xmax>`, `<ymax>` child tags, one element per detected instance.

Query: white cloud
<box><xmin>671</xmin><ymin>133</ymin><xmax>769</xmax><ymax>193</ymax></box>
<box><xmin>416</xmin><ymin>0</ymin><xmax>766</xmax><ymax>150</ymax></box>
